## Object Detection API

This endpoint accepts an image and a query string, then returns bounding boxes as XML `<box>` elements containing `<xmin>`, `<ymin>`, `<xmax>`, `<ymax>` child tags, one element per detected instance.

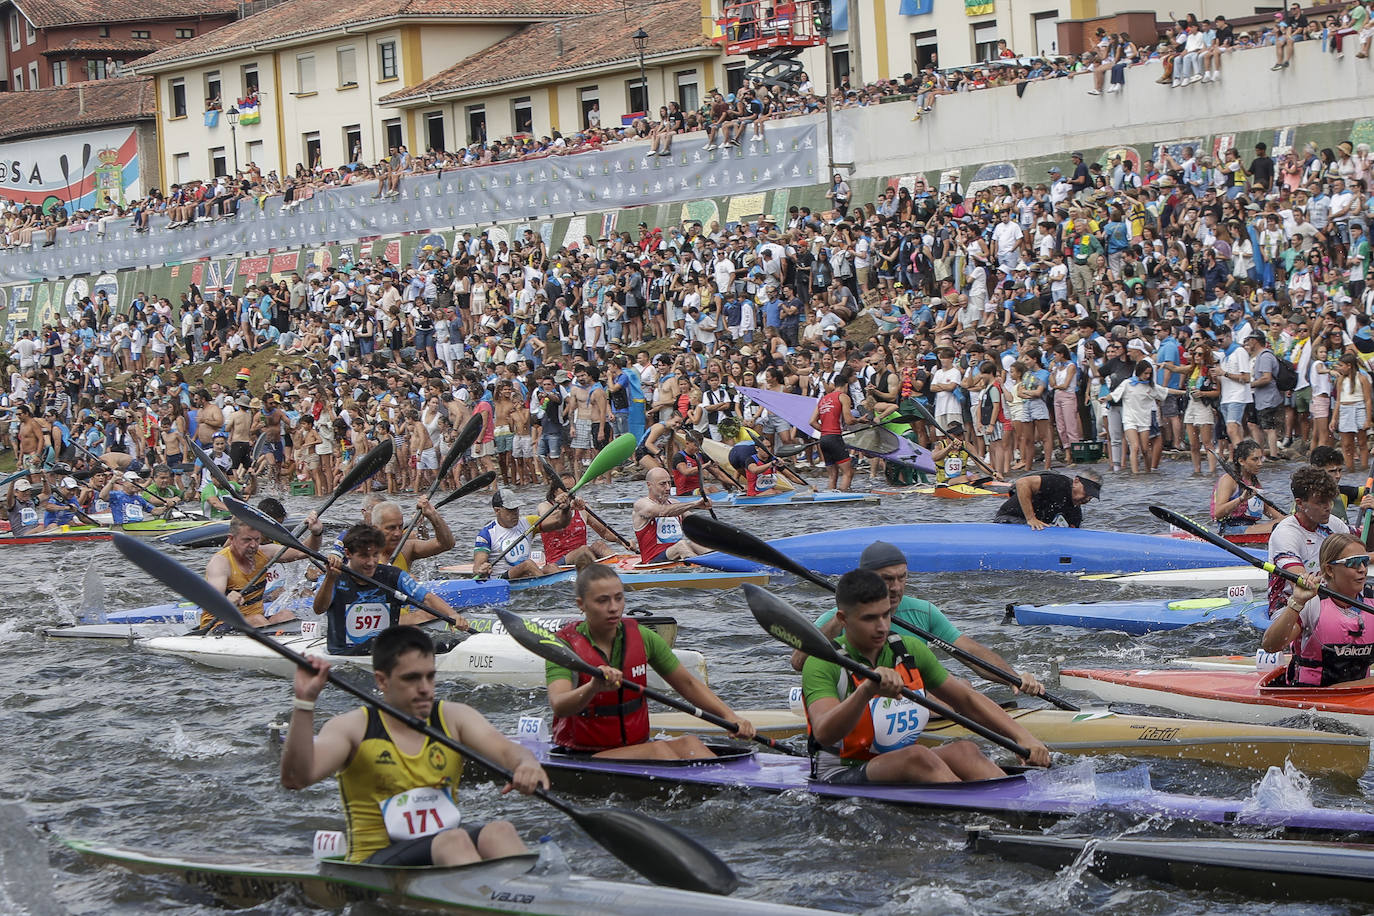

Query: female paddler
<box><xmin>1262</xmin><ymin>532</ymin><xmax>1374</xmax><ymax>686</ymax></box>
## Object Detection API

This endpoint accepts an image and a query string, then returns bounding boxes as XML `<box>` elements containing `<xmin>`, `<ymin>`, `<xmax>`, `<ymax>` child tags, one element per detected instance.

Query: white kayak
<box><xmin>1080</xmin><ymin>565</ymin><xmax>1268</xmax><ymax>591</ymax></box>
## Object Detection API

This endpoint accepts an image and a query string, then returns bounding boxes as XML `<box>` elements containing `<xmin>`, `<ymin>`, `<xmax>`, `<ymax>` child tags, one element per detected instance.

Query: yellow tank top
<box><xmin>337</xmin><ymin>702</ymin><xmax>464</xmax><ymax>861</ymax></box>
<box><xmin>394</xmin><ymin>551</ymin><xmax>410</xmax><ymax>573</ymax></box>
<box><xmin>202</xmin><ymin>545</ymin><xmax>271</xmax><ymax>628</ymax></box>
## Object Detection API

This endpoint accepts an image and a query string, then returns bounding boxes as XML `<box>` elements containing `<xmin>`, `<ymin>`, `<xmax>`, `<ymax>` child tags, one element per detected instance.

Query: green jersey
<box><xmin>815</xmin><ymin>596</ymin><xmax>962</xmax><ymax>646</ymax></box>
<box><xmin>545</xmin><ymin>620</ymin><xmax>680</xmax><ymax>685</ymax></box>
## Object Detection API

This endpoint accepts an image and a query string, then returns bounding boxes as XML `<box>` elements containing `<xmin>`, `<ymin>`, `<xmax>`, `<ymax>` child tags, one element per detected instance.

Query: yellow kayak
<box><xmin>699</xmin><ymin>435</ymin><xmax>795</xmax><ymax>492</ymax></box>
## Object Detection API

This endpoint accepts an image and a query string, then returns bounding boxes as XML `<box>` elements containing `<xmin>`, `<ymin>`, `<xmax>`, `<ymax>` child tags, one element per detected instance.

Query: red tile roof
<box><xmin>14</xmin><ymin>0</ymin><xmax>237</xmax><ymax>29</ymax></box>
<box><xmin>133</xmin><ymin>0</ymin><xmax>619</xmax><ymax>70</ymax></box>
<box><xmin>41</xmin><ymin>37</ymin><xmax>171</xmax><ymax>56</ymax></box>
<box><xmin>0</xmin><ymin>76</ymin><xmax>155</xmax><ymax>140</ymax></box>
<box><xmin>381</xmin><ymin>0</ymin><xmax>716</xmax><ymax>104</ymax></box>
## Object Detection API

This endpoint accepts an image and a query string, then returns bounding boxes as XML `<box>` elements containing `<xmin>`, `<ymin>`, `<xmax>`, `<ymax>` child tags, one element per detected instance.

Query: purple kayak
<box><xmin>520</xmin><ymin>738</ymin><xmax>1374</xmax><ymax>835</ymax></box>
<box><xmin>738</xmin><ymin>386</ymin><xmax>936</xmax><ymax>473</ymax></box>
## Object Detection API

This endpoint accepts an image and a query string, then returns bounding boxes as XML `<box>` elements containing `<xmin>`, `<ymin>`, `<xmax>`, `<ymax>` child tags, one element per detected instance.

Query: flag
<box><xmin>965</xmin><ymin>0</ymin><xmax>993</xmax><ymax>14</ymax></box>
<box><xmin>831</xmin><ymin>0</ymin><xmax>848</xmax><ymax>31</ymax></box>
<box><xmin>899</xmin><ymin>0</ymin><xmax>933</xmax><ymax>13</ymax></box>
<box><xmin>203</xmin><ymin>109</ymin><xmax>220</xmax><ymax>128</ymax></box>
<box><xmin>237</xmin><ymin>98</ymin><xmax>261</xmax><ymax>125</ymax></box>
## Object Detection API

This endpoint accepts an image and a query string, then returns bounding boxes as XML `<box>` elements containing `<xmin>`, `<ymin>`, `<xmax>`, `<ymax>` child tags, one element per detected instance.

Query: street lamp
<box><xmin>226</xmin><ymin>105</ymin><xmax>240</xmax><ymax>175</ymax></box>
<box><xmin>632</xmin><ymin>28</ymin><xmax>648</xmax><ymax>115</ymax></box>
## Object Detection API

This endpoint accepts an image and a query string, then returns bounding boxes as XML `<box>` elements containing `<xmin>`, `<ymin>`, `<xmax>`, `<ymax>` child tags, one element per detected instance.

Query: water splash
<box><xmin>1241</xmin><ymin>759</ymin><xmax>1314</xmax><ymax>814</ymax></box>
<box><xmin>1025</xmin><ymin>835</ymin><xmax>1102</xmax><ymax>905</ymax></box>
<box><xmin>0</xmin><ymin>804</ymin><xmax>63</xmax><ymax>916</ymax></box>
<box><xmin>166</xmin><ymin>722</ymin><xmax>235</xmax><ymax>760</ymax></box>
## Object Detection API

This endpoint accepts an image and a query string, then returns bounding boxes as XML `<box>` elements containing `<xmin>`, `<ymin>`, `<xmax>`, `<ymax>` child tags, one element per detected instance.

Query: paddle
<box><xmin>435</xmin><ymin>471</ymin><xmax>497</xmax><ymax>510</ymax></box>
<box><xmin>187</xmin><ymin>437</ymin><xmax>242</xmax><ymax>500</ymax></box>
<box><xmin>1204</xmin><ymin>445</ymin><xmax>1285</xmax><ymax>516</ymax></box>
<box><xmin>742</xmin><ymin>584</ymin><xmax>1033</xmax><ymax>760</ymax></box>
<box><xmin>71</xmin><ymin>440</ymin><xmax>197</xmax><ymax>521</ymax></box>
<box><xmin>238</xmin><ymin>439</ymin><xmax>394</xmax><ymax>602</ymax></box>
<box><xmin>666</xmin><ymin>430</ymin><xmax>719</xmax><ymax>519</ymax></box>
<box><xmin>1150</xmin><ymin>505</ymin><xmax>1374</xmax><ymax>615</ymax></box>
<box><xmin>494</xmin><ymin>609</ymin><xmax>805</xmax><ymax>757</ymax></box>
<box><xmin>1362</xmin><ymin>458</ymin><xmax>1374</xmax><ymax>551</ymax></box>
<box><xmin>903</xmin><ymin>398</ymin><xmax>998</xmax><ymax>479</ymax></box>
<box><xmin>682</xmin><ymin>514</ymin><xmax>1081</xmax><ymax>711</ymax></box>
<box><xmin>538</xmin><ymin>456</ymin><xmax>635</xmax><ymax>551</ymax></box>
<box><xmin>775</xmin><ymin>419</ymin><xmax>905</xmax><ymax>457</ymax></box>
<box><xmin>110</xmin><ymin>533</ymin><xmax>739</xmax><ymax>895</ymax></box>
<box><xmin>485</xmin><ymin>434</ymin><xmax>637</xmax><ymax>572</ymax></box>
<box><xmin>389</xmin><ymin>415</ymin><xmax>482</xmax><ymax>564</ymax></box>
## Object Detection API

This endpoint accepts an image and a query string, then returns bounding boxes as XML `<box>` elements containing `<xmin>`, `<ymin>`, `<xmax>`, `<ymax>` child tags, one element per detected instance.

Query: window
<box><xmin>10</xmin><ymin>67</ymin><xmax>20</xmax><ymax>91</ymax></box>
<box><xmin>378</xmin><ymin>40</ymin><xmax>397</xmax><ymax>80</ymax></box>
<box><xmin>245</xmin><ymin>139</ymin><xmax>263</xmax><ymax>166</ymax></box>
<box><xmin>169</xmin><ymin>78</ymin><xmax>187</xmax><ymax>118</ymax></box>
<box><xmin>343</xmin><ymin>124</ymin><xmax>361</xmax><ymax>161</ymax></box>
<box><xmin>578</xmin><ymin>87</ymin><xmax>598</xmax><ymax>128</ymax></box>
<box><xmin>972</xmin><ymin>22</ymin><xmax>998</xmax><ymax>62</ymax></box>
<box><xmin>24</xmin><ymin>18</ymin><xmax>34</xmax><ymax>44</ymax></box>
<box><xmin>512</xmin><ymin>96</ymin><xmax>533</xmax><ymax>135</ymax></box>
<box><xmin>97</xmin><ymin>25</ymin><xmax>108</xmax><ymax>37</ymax></box>
<box><xmin>830</xmin><ymin>44</ymin><xmax>850</xmax><ymax>86</ymax></box>
<box><xmin>725</xmin><ymin>62</ymin><xmax>746</xmax><ymax>95</ymax></box>
<box><xmin>131</xmin><ymin>29</ymin><xmax>150</xmax><ymax>39</ymax></box>
<box><xmin>210</xmin><ymin>147</ymin><xmax>227</xmax><ymax>178</ymax></box>
<box><xmin>626</xmin><ymin>79</ymin><xmax>647</xmax><ymax>116</ymax></box>
<box><xmin>205</xmin><ymin>71</ymin><xmax>221</xmax><ymax>108</ymax></box>
<box><xmin>676</xmin><ymin>70</ymin><xmax>698</xmax><ymax>112</ymax></box>
<box><xmin>425</xmin><ymin>111</ymin><xmax>444</xmax><ymax>151</ymax></box>
<box><xmin>26</xmin><ymin>60</ymin><xmax>37</xmax><ymax>89</ymax></box>
<box><xmin>1032</xmin><ymin>11</ymin><xmax>1059</xmax><ymax>55</ymax></box>
<box><xmin>303</xmin><ymin>131</ymin><xmax>321</xmax><ymax>168</ymax></box>
<box><xmin>382</xmin><ymin>117</ymin><xmax>403</xmax><ymax>151</ymax></box>
<box><xmin>465</xmin><ymin>104</ymin><xmax>485</xmax><ymax>143</ymax></box>
<box><xmin>337</xmin><ymin>46</ymin><xmax>357</xmax><ymax>86</ymax></box>
<box><xmin>175</xmin><ymin>28</ymin><xmax>194</xmax><ymax>39</ymax></box>
<box><xmin>50</xmin><ymin>60</ymin><xmax>66</xmax><ymax>86</ymax></box>
<box><xmin>911</xmin><ymin>29</ymin><xmax>937</xmax><ymax>71</ymax></box>
<box><xmin>173</xmin><ymin>152</ymin><xmax>191</xmax><ymax>183</ymax></box>
<box><xmin>241</xmin><ymin>63</ymin><xmax>259</xmax><ymax>95</ymax></box>
<box><xmin>86</xmin><ymin>58</ymin><xmax>106</xmax><ymax>80</ymax></box>
<box><xmin>9</xmin><ymin>13</ymin><xmax>18</xmax><ymax>52</ymax></box>
<box><xmin>296</xmin><ymin>54</ymin><xmax>315</xmax><ymax>93</ymax></box>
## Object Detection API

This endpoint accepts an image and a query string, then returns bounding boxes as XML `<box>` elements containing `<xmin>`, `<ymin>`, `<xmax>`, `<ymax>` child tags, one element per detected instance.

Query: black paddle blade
<box><xmin>682</xmin><ymin>515</ymin><xmax>835</xmax><ymax>592</ymax></box>
<box><xmin>436</xmin><ymin>470</ymin><xmax>498</xmax><ymax>509</ymax></box>
<box><xmin>224</xmin><ymin>496</ymin><xmax>305</xmax><ymax>551</ymax></box>
<box><xmin>494</xmin><ymin>609</ymin><xmax>589</xmax><ymax>673</ymax></box>
<box><xmin>539</xmin><ymin>457</ymin><xmax>564</xmax><ymax>487</ymax></box>
<box><xmin>112</xmin><ymin>533</ymin><xmax>249</xmax><ymax>631</ymax></box>
<box><xmin>187</xmin><ymin>438</ymin><xmax>240</xmax><ymax>497</ymax></box>
<box><xmin>742</xmin><ymin>583</ymin><xmax>841</xmax><ymax>664</ymax></box>
<box><xmin>773</xmin><ymin>441</ymin><xmax>811</xmax><ymax>459</ymax></box>
<box><xmin>340</xmin><ymin>438</ymin><xmax>394</xmax><ymax>493</ymax></box>
<box><xmin>444</xmin><ymin>414</ymin><xmax>484</xmax><ymax>477</ymax></box>
<box><xmin>569</xmin><ymin>807</ymin><xmax>738</xmax><ymax>895</ymax></box>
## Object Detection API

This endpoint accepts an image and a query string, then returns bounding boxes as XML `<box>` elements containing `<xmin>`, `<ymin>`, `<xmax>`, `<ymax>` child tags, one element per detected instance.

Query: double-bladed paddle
<box><xmin>388</xmin><ymin>414</ymin><xmax>482</xmax><ymax>563</ymax></box>
<box><xmin>72</xmin><ymin>440</ymin><xmax>197</xmax><ymax>521</ymax></box>
<box><xmin>110</xmin><ymin>533</ymin><xmax>738</xmax><ymax>895</ymax></box>
<box><xmin>485</xmin><ymin>434</ymin><xmax>637</xmax><ymax>572</ymax></box>
<box><xmin>187</xmin><ymin>437</ymin><xmax>242</xmax><ymax>500</ymax></box>
<box><xmin>682</xmin><ymin>514</ymin><xmax>1080</xmax><ymax>711</ymax></box>
<box><xmin>1363</xmin><ymin>458</ymin><xmax>1374</xmax><ymax>552</ymax></box>
<box><xmin>1203</xmin><ymin>445</ymin><xmax>1285</xmax><ymax>516</ymax></box>
<box><xmin>494</xmin><ymin>609</ymin><xmax>805</xmax><ymax>757</ymax></box>
<box><xmin>538</xmin><ymin>456</ymin><xmax>635</xmax><ymax>551</ymax></box>
<box><xmin>435</xmin><ymin>471</ymin><xmax>498</xmax><ymax>511</ymax></box>
<box><xmin>902</xmin><ymin>398</ymin><xmax>998</xmax><ymax>479</ymax></box>
<box><xmin>742</xmin><ymin>584</ymin><xmax>1033</xmax><ymax>760</ymax></box>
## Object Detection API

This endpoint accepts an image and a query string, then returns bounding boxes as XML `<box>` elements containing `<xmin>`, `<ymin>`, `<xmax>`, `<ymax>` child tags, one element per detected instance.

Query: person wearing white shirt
<box><xmin>1218</xmin><ymin>342</ymin><xmax>1252</xmax><ymax>445</ymax></box>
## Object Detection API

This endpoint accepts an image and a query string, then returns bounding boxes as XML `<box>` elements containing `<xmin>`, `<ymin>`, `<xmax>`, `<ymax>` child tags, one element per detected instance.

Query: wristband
<box><xmin>292</xmin><ymin>697</ymin><xmax>316</xmax><ymax>712</ymax></box>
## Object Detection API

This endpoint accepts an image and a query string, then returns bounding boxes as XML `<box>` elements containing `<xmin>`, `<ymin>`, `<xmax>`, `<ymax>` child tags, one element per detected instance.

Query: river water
<box><xmin>2</xmin><ymin>460</ymin><xmax>1370</xmax><ymax>915</ymax></box>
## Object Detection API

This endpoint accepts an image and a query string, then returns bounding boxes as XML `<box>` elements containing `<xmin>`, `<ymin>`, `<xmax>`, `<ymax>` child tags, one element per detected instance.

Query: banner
<box><xmin>965</xmin><ymin>0</ymin><xmax>993</xmax><ymax>14</ymax></box>
<box><xmin>899</xmin><ymin>0</ymin><xmax>933</xmax><ymax>13</ymax></box>
<box><xmin>0</xmin><ymin>122</ymin><xmax>819</xmax><ymax>284</ymax></box>
<box><xmin>832</xmin><ymin>0</ymin><xmax>849</xmax><ymax>31</ymax></box>
<box><xmin>0</xmin><ymin>126</ymin><xmax>140</xmax><ymax>214</ymax></box>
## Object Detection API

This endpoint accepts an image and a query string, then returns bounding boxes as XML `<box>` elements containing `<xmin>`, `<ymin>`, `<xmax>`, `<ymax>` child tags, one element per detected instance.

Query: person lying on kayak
<box><xmin>1267</xmin><ymin>466</ymin><xmax>1353</xmax><ymax>616</ymax></box>
<box><xmin>283</xmin><ymin>625</ymin><xmax>549</xmax><ymax>866</ymax></box>
<box><xmin>802</xmin><ymin>569</ymin><xmax>1051</xmax><ymax>783</ymax></box>
<box><xmin>203</xmin><ymin>515</ymin><xmax>324</xmax><ymax>629</ymax></box>
<box><xmin>546</xmin><ymin>564</ymin><xmax>755</xmax><ymax>759</ymax></box>
<box><xmin>315</xmin><ymin>523</ymin><xmax>467</xmax><ymax>655</ymax></box>
<box><xmin>472</xmin><ymin>488</ymin><xmax>565</xmax><ymax>580</ymax></box>
<box><xmin>725</xmin><ymin>438</ymin><xmax>787</xmax><ymax>498</ymax></box>
<box><xmin>535</xmin><ymin>472</ymin><xmax>618</xmax><ymax>568</ymax></box>
<box><xmin>1308</xmin><ymin>445</ymin><xmax>1374</xmax><ymax>535</ymax></box>
<box><xmin>1211</xmin><ymin>439</ymin><xmax>1282</xmax><ymax>537</ymax></box>
<box><xmin>632</xmin><ymin>468</ymin><xmax>710</xmax><ymax>564</ymax></box>
<box><xmin>992</xmin><ymin>470</ymin><xmax>1101</xmax><ymax>530</ymax></box>
<box><xmin>1262</xmin><ymin>533</ymin><xmax>1374</xmax><ymax>687</ymax></box>
<box><xmin>790</xmin><ymin>540</ymin><xmax>1044</xmax><ymax>697</ymax></box>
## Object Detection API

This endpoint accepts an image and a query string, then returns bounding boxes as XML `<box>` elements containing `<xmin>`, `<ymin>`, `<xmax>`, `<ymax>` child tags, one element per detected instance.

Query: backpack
<box><xmin>1274</xmin><ymin>354</ymin><xmax>1298</xmax><ymax>391</ymax></box>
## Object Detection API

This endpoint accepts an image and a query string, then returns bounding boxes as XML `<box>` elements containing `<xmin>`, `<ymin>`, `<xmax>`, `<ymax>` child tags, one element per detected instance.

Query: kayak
<box><xmin>650</xmin><ymin>706</ymin><xmax>1372</xmax><ymax>777</ymax></box>
<box><xmin>697</xmin><ymin>436</ymin><xmax>794</xmax><ymax>492</ymax></box>
<box><xmin>156</xmin><ymin>516</ymin><xmax>314</xmax><ymax>549</ymax></box>
<box><xmin>596</xmin><ymin>490</ymin><xmax>879</xmax><ymax>509</ymax></box>
<box><xmin>516</xmin><ymin>737</ymin><xmax>1374</xmax><ymax>835</ymax></box>
<box><xmin>1169</xmin><ymin>529</ymin><xmax>1271</xmax><ymax>546</ymax></box>
<box><xmin>144</xmin><ymin>617</ymin><xmax>708</xmax><ymax>689</ymax></box>
<box><xmin>737</xmin><ymin>386</ymin><xmax>936</xmax><ymax>472</ymax></box>
<box><xmin>0</xmin><ymin>528</ymin><xmax>111</xmax><ymax>546</ymax></box>
<box><xmin>1079</xmin><ymin>566</ymin><xmax>1268</xmax><ymax>591</ymax></box>
<box><xmin>1008</xmin><ymin>594</ymin><xmax>1271</xmax><ymax>634</ymax></box>
<box><xmin>439</xmin><ymin>557</ymin><xmax>769</xmax><ymax>592</ymax></box>
<box><xmin>966</xmin><ymin>827</ymin><xmax>1374</xmax><ymax>904</ymax></box>
<box><xmin>690</xmin><ymin>524</ymin><xmax>1261</xmax><ymax>576</ymax></box>
<box><xmin>65</xmin><ymin>838</ymin><xmax>831</xmax><ymax>915</ymax></box>
<box><xmin>1058</xmin><ymin>666</ymin><xmax>1374</xmax><ymax>735</ymax></box>
<box><xmin>933</xmin><ymin>484</ymin><xmax>998</xmax><ymax>499</ymax></box>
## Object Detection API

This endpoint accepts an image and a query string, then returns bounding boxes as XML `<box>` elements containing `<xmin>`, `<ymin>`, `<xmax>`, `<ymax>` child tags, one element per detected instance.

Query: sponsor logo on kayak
<box><xmin>1133</xmin><ymin>726</ymin><xmax>1181</xmax><ymax>741</ymax></box>
<box><xmin>491</xmin><ymin>891</ymin><xmax>536</xmax><ymax>904</ymax></box>
<box><xmin>469</xmin><ymin>655</ymin><xmax>495</xmax><ymax>668</ymax></box>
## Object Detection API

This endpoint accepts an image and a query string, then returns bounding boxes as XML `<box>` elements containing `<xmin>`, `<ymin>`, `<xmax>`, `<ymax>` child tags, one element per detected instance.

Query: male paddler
<box><xmin>6</xmin><ymin>477</ymin><xmax>41</xmax><ymax>535</ymax></box>
<box><xmin>992</xmin><ymin>469</ymin><xmax>1101</xmax><ymax>529</ymax></box>
<box><xmin>535</xmin><ymin>473</ymin><xmax>618</xmax><ymax>568</ymax></box>
<box><xmin>99</xmin><ymin>470</ymin><xmax>173</xmax><ymax>527</ymax></box>
<box><xmin>370</xmin><ymin>498</ymin><xmax>455</xmax><ymax>573</ymax></box>
<box><xmin>726</xmin><ymin>437</ymin><xmax>787</xmax><ymax>498</ymax></box>
<box><xmin>546</xmin><ymin>565</ymin><xmax>755</xmax><ymax>758</ymax></box>
<box><xmin>802</xmin><ymin>569</ymin><xmax>1050</xmax><ymax>784</ymax></box>
<box><xmin>282</xmin><ymin>625</ymin><xmax>549</xmax><ymax>866</ymax></box>
<box><xmin>631</xmin><ymin>467</ymin><xmax>710</xmax><ymax>563</ymax></box>
<box><xmin>1265</xmin><ymin>466</ymin><xmax>1353</xmax><ymax>616</ymax></box>
<box><xmin>472</xmin><ymin>488</ymin><xmax>564</xmax><ymax>580</ymax></box>
<box><xmin>203</xmin><ymin>514</ymin><xmax>324</xmax><ymax>628</ymax></box>
<box><xmin>790</xmin><ymin>541</ymin><xmax>1044</xmax><ymax>696</ymax></box>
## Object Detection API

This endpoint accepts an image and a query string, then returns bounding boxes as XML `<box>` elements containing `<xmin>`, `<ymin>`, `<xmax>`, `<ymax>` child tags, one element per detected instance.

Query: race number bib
<box><xmin>344</xmin><ymin>602</ymin><xmax>389</xmax><ymax>645</ymax></box>
<box><xmin>125</xmin><ymin>503</ymin><xmax>145</xmax><ymax>522</ymax></box>
<box><xmin>756</xmin><ymin>469</ymin><xmax>776</xmax><ymax>490</ymax></box>
<box><xmin>1246</xmin><ymin>495</ymin><xmax>1264</xmax><ymax>517</ymax></box>
<box><xmin>944</xmin><ymin>456</ymin><xmax>964</xmax><ymax>478</ymax></box>
<box><xmin>379</xmin><ymin>786</ymin><xmax>461</xmax><ymax>842</ymax></box>
<box><xmin>656</xmin><ymin>516</ymin><xmax>683</xmax><ymax>544</ymax></box>
<box><xmin>498</xmin><ymin>532</ymin><xmax>529</xmax><ymax>566</ymax></box>
<box><xmin>868</xmin><ymin>694</ymin><xmax>929</xmax><ymax>753</ymax></box>
<box><xmin>18</xmin><ymin>507</ymin><xmax>36</xmax><ymax>526</ymax></box>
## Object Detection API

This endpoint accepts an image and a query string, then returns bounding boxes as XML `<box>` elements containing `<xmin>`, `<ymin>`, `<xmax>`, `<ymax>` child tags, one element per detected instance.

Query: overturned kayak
<box><xmin>1008</xmin><ymin>594</ymin><xmax>1271</xmax><ymax>634</ymax></box>
<box><xmin>967</xmin><ymin>827</ymin><xmax>1374</xmax><ymax>904</ymax></box>
<box><xmin>65</xmin><ymin>839</ymin><xmax>831</xmax><ymax>915</ymax></box>
<box><xmin>690</xmin><ymin>524</ymin><xmax>1260</xmax><ymax>575</ymax></box>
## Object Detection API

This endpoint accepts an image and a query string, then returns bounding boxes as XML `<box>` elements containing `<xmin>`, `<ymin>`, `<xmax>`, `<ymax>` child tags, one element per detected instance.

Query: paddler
<box><xmin>631</xmin><ymin>467</ymin><xmax>710</xmax><ymax>563</ymax></box>
<box><xmin>930</xmin><ymin>421</ymin><xmax>983</xmax><ymax>487</ymax></box>
<box><xmin>203</xmin><ymin>515</ymin><xmax>324</xmax><ymax>628</ymax></box>
<box><xmin>633</xmin><ymin>412</ymin><xmax>682</xmax><ymax>472</ymax></box>
<box><xmin>5</xmin><ymin>477</ymin><xmax>41</xmax><ymax>535</ymax></box>
<box><xmin>314</xmin><ymin>523</ymin><xmax>466</xmax><ymax>655</ymax></box>
<box><xmin>282</xmin><ymin>625</ymin><xmax>549</xmax><ymax>866</ymax></box>
<box><xmin>802</xmin><ymin>569</ymin><xmax>1051</xmax><ymax>783</ymax></box>
<box><xmin>1265</xmin><ymin>466</ymin><xmax>1351</xmax><ymax>616</ymax></box>
<box><xmin>670</xmin><ymin>432</ymin><xmax>727</xmax><ymax>496</ymax></box>
<box><xmin>992</xmin><ymin>469</ymin><xmax>1101</xmax><ymax>530</ymax></box>
<box><xmin>725</xmin><ymin>436</ymin><xmax>787</xmax><ymax>498</ymax></box>
<box><xmin>370</xmin><ymin>497</ymin><xmax>455</xmax><ymax>573</ymax></box>
<box><xmin>535</xmin><ymin>473</ymin><xmax>618</xmax><ymax>568</ymax></box>
<box><xmin>98</xmin><ymin>471</ymin><xmax>173</xmax><ymax>527</ymax></box>
<box><xmin>546</xmin><ymin>565</ymin><xmax>755</xmax><ymax>758</ymax></box>
<box><xmin>790</xmin><ymin>540</ymin><xmax>1045</xmax><ymax>697</ymax></box>
<box><xmin>144</xmin><ymin>464</ymin><xmax>187</xmax><ymax>513</ymax></box>
<box><xmin>1210</xmin><ymin>439</ymin><xmax>1283</xmax><ymax>536</ymax></box>
<box><xmin>471</xmin><ymin>488</ymin><xmax>564</xmax><ymax>580</ymax></box>
<box><xmin>1262</xmin><ymin>533</ymin><xmax>1374</xmax><ymax>686</ymax></box>
<box><xmin>37</xmin><ymin>475</ymin><xmax>84</xmax><ymax>531</ymax></box>
<box><xmin>1308</xmin><ymin>445</ymin><xmax>1374</xmax><ymax>534</ymax></box>
<box><xmin>808</xmin><ymin>367</ymin><xmax>858</xmax><ymax>493</ymax></box>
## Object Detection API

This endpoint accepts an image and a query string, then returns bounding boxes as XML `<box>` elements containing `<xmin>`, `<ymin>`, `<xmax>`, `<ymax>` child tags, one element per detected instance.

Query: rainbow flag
<box><xmin>237</xmin><ymin>98</ymin><xmax>261</xmax><ymax>125</ymax></box>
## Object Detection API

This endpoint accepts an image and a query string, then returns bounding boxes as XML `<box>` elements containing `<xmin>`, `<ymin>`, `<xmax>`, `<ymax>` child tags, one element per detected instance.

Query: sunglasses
<box><xmin>1332</xmin><ymin>554</ymin><xmax>1371</xmax><ymax>570</ymax></box>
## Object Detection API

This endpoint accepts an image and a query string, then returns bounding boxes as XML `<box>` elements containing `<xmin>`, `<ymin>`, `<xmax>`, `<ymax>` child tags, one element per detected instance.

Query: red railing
<box><xmin>717</xmin><ymin>0</ymin><xmax>827</xmax><ymax>55</ymax></box>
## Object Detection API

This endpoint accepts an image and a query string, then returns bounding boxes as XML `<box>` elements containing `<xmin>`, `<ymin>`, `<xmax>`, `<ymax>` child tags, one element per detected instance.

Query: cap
<box><xmin>1247</xmin><ymin>331</ymin><xmax>1267</xmax><ymax>342</ymax></box>
<box><xmin>1076</xmin><ymin>474</ymin><xmax>1103</xmax><ymax>501</ymax></box>
<box><xmin>858</xmin><ymin>540</ymin><xmax>906</xmax><ymax>571</ymax></box>
<box><xmin>60</xmin><ymin>476</ymin><xmax>78</xmax><ymax>489</ymax></box>
<box><xmin>1047</xmin><ymin>166</ymin><xmax>1062</xmax><ymax>175</ymax></box>
<box><xmin>123</xmin><ymin>471</ymin><xmax>142</xmax><ymax>482</ymax></box>
<box><xmin>554</xmin><ymin>369</ymin><xmax>572</xmax><ymax>384</ymax></box>
<box><xmin>249</xmin><ymin>398</ymin><xmax>264</xmax><ymax>409</ymax></box>
<box><xmin>13</xmin><ymin>479</ymin><xmax>32</xmax><ymax>491</ymax></box>
<box><xmin>1071</xmin><ymin>150</ymin><xmax>1084</xmax><ymax>158</ymax></box>
<box><xmin>492</xmin><ymin>488</ymin><xmax>519</xmax><ymax>509</ymax></box>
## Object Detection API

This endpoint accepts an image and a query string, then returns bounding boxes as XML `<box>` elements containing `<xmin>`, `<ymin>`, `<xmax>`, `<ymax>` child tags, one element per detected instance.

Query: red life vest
<box><xmin>670</xmin><ymin>450</ymin><xmax>699</xmax><ymax>496</ymax></box>
<box><xmin>550</xmin><ymin>620</ymin><xmax>650</xmax><ymax>751</ymax></box>
<box><xmin>540</xmin><ymin>510</ymin><xmax>588</xmax><ymax>564</ymax></box>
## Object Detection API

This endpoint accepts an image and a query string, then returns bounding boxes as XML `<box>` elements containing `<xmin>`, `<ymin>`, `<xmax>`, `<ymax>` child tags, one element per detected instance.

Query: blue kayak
<box><xmin>102</xmin><ymin>577</ymin><xmax>510</xmax><ymax>624</ymax></box>
<box><xmin>689</xmin><ymin>524</ymin><xmax>1260</xmax><ymax>575</ymax></box>
<box><xmin>1008</xmin><ymin>595</ymin><xmax>1271</xmax><ymax>635</ymax></box>
<box><xmin>597</xmin><ymin>491</ymin><xmax>879</xmax><ymax>509</ymax></box>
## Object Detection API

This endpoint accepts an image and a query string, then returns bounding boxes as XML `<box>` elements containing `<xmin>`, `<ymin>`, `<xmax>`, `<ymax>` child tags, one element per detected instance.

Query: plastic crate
<box><xmin>1069</xmin><ymin>441</ymin><xmax>1104</xmax><ymax>463</ymax></box>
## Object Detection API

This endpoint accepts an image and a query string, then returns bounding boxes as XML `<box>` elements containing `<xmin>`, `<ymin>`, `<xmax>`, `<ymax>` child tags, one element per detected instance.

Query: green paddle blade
<box><xmin>571</xmin><ymin>434</ymin><xmax>637</xmax><ymax>493</ymax></box>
